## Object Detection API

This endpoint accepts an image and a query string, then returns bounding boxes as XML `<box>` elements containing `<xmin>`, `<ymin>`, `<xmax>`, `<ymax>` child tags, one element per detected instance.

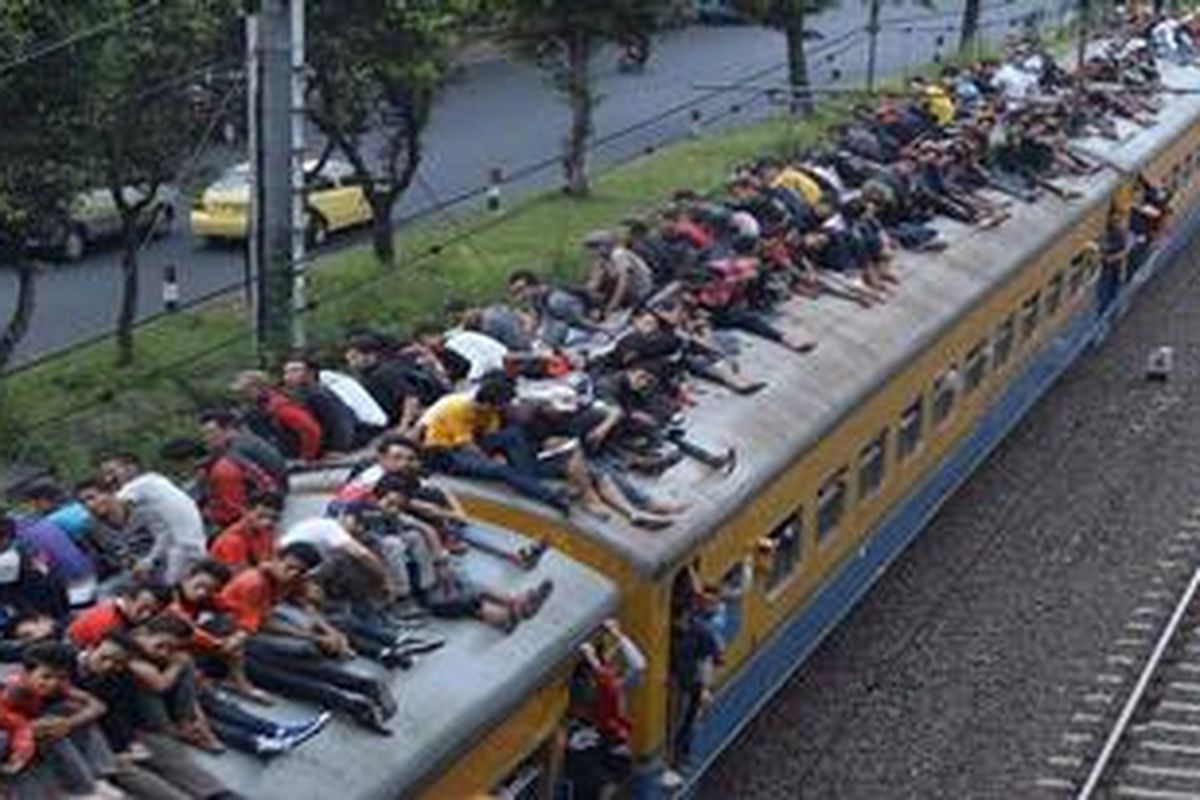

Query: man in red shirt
<box><xmin>66</xmin><ymin>583</ymin><xmax>172</xmax><ymax>649</ymax></box>
<box><xmin>209</xmin><ymin>494</ymin><xmax>282</xmax><ymax>572</ymax></box>
<box><xmin>231</xmin><ymin>371</ymin><xmax>324</xmax><ymax>461</ymax></box>
<box><xmin>219</xmin><ymin>543</ymin><xmax>398</xmax><ymax>734</ymax></box>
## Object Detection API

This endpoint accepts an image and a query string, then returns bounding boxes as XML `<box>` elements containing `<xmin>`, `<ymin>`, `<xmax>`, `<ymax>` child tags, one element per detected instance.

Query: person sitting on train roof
<box><xmin>506</xmin><ymin>270</ymin><xmax>612</xmax><ymax>349</ymax></box>
<box><xmin>621</xmin><ymin>217</ymin><xmax>681</xmax><ymax>286</ymax></box>
<box><xmin>229</xmin><ymin>371</ymin><xmax>324</xmax><ymax>463</ymax></box>
<box><xmin>160</xmin><ymin>431</ymin><xmax>284</xmax><ymax>535</ymax></box>
<box><xmin>281</xmin><ymin>355</ymin><xmax>363</xmax><ymax>454</ymax></box>
<box><xmin>341</xmin><ymin>333</ymin><xmax>428</xmax><ymax>435</ymax></box>
<box><xmin>217</xmin><ymin>542</ymin><xmax>399</xmax><ymax>735</ymax></box>
<box><xmin>417</xmin><ymin>317</ymin><xmax>509</xmax><ymax>385</ymax></box>
<box><xmin>0</xmin><ymin>613</ymin><xmax>59</xmax><ymax>665</ymax></box>
<box><xmin>0</xmin><ymin>640</ymin><xmax>124</xmax><ymax>800</ymax></box>
<box><xmin>208</xmin><ymin>493</ymin><xmax>282</xmax><ymax>574</ymax></box>
<box><xmin>443</xmin><ymin>297</ymin><xmax>537</xmax><ymax>353</ymax></box>
<box><xmin>67</xmin><ymin>582</ymin><xmax>172</xmax><ymax>650</ymax></box>
<box><xmin>4</xmin><ymin>503</ymin><xmax>96</xmax><ymax>607</ymax></box>
<box><xmin>582</xmin><ymin>229</ymin><xmax>656</xmax><ymax>319</ymax></box>
<box><xmin>416</xmin><ymin>372</ymin><xmax>575</xmax><ymax>515</ymax></box>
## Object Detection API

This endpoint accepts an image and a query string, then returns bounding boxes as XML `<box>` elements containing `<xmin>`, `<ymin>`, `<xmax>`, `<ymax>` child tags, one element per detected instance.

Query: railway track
<box><xmin>1037</xmin><ymin>507</ymin><xmax>1200</xmax><ymax>800</ymax></box>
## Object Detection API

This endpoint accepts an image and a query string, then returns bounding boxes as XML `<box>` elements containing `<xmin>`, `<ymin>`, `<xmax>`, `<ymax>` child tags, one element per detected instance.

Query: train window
<box><xmin>858</xmin><ymin>431</ymin><xmax>888</xmax><ymax>500</ymax></box>
<box><xmin>1046</xmin><ymin>272</ymin><xmax>1064</xmax><ymax>316</ymax></box>
<box><xmin>898</xmin><ymin>398</ymin><xmax>924</xmax><ymax>462</ymax></box>
<box><xmin>1021</xmin><ymin>293</ymin><xmax>1040</xmax><ymax>341</ymax></box>
<box><xmin>762</xmin><ymin>513</ymin><xmax>803</xmax><ymax>593</ymax></box>
<box><xmin>964</xmin><ymin>341</ymin><xmax>989</xmax><ymax>395</ymax></box>
<box><xmin>816</xmin><ymin>469</ymin><xmax>848</xmax><ymax>542</ymax></box>
<box><xmin>932</xmin><ymin>367</ymin><xmax>959</xmax><ymax>428</ymax></box>
<box><xmin>712</xmin><ymin>561</ymin><xmax>751</xmax><ymax>643</ymax></box>
<box><xmin>1068</xmin><ymin>255</ymin><xmax>1086</xmax><ymax>296</ymax></box>
<box><xmin>994</xmin><ymin>315</ymin><xmax>1016</xmax><ymax>368</ymax></box>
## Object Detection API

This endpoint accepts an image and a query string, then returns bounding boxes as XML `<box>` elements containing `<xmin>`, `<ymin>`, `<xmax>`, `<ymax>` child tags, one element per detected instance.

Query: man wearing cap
<box><xmin>582</xmin><ymin>229</ymin><xmax>655</xmax><ymax>319</ymax></box>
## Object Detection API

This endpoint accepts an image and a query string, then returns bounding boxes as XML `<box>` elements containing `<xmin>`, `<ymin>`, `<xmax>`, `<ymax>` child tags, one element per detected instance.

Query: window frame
<box><xmin>1045</xmin><ymin>271</ymin><xmax>1065</xmax><ymax>317</ymax></box>
<box><xmin>816</xmin><ymin>468</ymin><xmax>849</xmax><ymax>544</ymax></box>
<box><xmin>857</xmin><ymin>431</ymin><xmax>889</xmax><ymax>501</ymax></box>
<box><xmin>1020</xmin><ymin>293</ymin><xmax>1041</xmax><ymax>342</ymax></box>
<box><xmin>964</xmin><ymin>340</ymin><xmax>989</xmax><ymax>395</ymax></box>
<box><xmin>931</xmin><ymin>366</ymin><xmax>959</xmax><ymax>429</ymax></box>
<box><xmin>898</xmin><ymin>397</ymin><xmax>925</xmax><ymax>463</ymax></box>
<box><xmin>994</xmin><ymin>314</ymin><xmax>1016</xmax><ymax>368</ymax></box>
<box><xmin>761</xmin><ymin>511</ymin><xmax>804</xmax><ymax>595</ymax></box>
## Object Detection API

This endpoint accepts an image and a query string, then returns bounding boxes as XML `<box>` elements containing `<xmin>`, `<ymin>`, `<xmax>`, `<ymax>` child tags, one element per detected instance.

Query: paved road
<box><xmin>700</xmin><ymin>227</ymin><xmax>1200</xmax><ymax>793</ymax></box>
<box><xmin>0</xmin><ymin>0</ymin><xmax>1064</xmax><ymax>368</ymax></box>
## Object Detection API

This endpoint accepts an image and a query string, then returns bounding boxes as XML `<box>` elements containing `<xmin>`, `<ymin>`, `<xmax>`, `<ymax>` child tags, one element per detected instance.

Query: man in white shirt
<box><xmin>96</xmin><ymin>454</ymin><xmax>206</xmax><ymax>583</ymax></box>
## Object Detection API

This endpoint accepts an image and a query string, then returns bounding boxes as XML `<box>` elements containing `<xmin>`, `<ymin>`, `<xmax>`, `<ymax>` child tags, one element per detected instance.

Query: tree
<box><xmin>496</xmin><ymin>0</ymin><xmax>672</xmax><ymax>197</ymax></box>
<box><xmin>80</xmin><ymin>0</ymin><xmax>237</xmax><ymax>366</ymax></box>
<box><xmin>737</xmin><ymin>0</ymin><xmax>834</xmax><ymax>115</ymax></box>
<box><xmin>306</xmin><ymin>0</ymin><xmax>474</xmax><ymax>268</ymax></box>
<box><xmin>959</xmin><ymin>0</ymin><xmax>982</xmax><ymax>57</ymax></box>
<box><xmin>0</xmin><ymin>2</ymin><xmax>92</xmax><ymax>372</ymax></box>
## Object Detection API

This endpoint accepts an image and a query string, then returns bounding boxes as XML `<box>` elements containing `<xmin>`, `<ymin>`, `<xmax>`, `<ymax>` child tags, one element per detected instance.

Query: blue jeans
<box><xmin>426</xmin><ymin>426</ymin><xmax>566</xmax><ymax>511</ymax></box>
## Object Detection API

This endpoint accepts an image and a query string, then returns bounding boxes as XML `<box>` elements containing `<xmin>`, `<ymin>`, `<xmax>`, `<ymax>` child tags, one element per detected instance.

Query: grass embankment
<box><xmin>0</xmin><ymin>105</ymin><xmax>848</xmax><ymax>478</ymax></box>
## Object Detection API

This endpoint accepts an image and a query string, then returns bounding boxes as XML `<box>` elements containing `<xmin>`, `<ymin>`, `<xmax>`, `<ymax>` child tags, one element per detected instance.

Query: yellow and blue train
<box><xmin>203</xmin><ymin>60</ymin><xmax>1200</xmax><ymax>800</ymax></box>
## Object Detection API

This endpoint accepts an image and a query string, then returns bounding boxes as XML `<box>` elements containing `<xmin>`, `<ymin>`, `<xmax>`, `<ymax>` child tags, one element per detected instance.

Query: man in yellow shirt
<box><xmin>418</xmin><ymin>374</ymin><xmax>571</xmax><ymax>514</ymax></box>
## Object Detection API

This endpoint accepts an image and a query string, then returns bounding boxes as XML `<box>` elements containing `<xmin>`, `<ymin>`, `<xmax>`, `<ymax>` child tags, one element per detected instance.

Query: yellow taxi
<box><xmin>190</xmin><ymin>158</ymin><xmax>373</xmax><ymax>245</ymax></box>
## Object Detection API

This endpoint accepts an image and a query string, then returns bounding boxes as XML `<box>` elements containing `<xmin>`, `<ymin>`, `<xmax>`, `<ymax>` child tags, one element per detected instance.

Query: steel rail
<box><xmin>1076</xmin><ymin>565</ymin><xmax>1200</xmax><ymax>799</ymax></box>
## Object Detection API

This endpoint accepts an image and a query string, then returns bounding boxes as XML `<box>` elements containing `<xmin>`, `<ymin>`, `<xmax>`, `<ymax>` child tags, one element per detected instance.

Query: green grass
<box><xmin>0</xmin><ymin>106</ymin><xmax>845</xmax><ymax>479</ymax></box>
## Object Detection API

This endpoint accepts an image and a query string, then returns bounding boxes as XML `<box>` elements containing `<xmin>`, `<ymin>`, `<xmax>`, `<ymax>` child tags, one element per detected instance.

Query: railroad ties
<box><xmin>1036</xmin><ymin>505</ymin><xmax>1200</xmax><ymax>799</ymax></box>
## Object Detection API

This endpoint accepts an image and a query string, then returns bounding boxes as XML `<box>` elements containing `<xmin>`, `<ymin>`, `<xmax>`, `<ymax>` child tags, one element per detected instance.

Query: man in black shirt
<box><xmin>282</xmin><ymin>356</ymin><xmax>360</xmax><ymax>453</ymax></box>
<box><xmin>343</xmin><ymin>335</ymin><xmax>426</xmax><ymax>433</ymax></box>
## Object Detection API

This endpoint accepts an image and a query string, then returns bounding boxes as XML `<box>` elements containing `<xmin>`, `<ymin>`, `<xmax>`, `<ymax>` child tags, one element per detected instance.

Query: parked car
<box><xmin>190</xmin><ymin>158</ymin><xmax>374</xmax><ymax>246</ymax></box>
<box><xmin>33</xmin><ymin>186</ymin><xmax>177</xmax><ymax>263</ymax></box>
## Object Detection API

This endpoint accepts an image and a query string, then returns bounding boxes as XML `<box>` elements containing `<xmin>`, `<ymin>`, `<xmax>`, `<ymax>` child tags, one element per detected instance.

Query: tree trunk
<box><xmin>563</xmin><ymin>32</ymin><xmax>593</xmax><ymax>197</ymax></box>
<box><xmin>370</xmin><ymin>194</ymin><xmax>396</xmax><ymax>268</ymax></box>
<box><xmin>959</xmin><ymin>0</ymin><xmax>981</xmax><ymax>58</ymax></box>
<box><xmin>116</xmin><ymin>221</ymin><xmax>139</xmax><ymax>367</ymax></box>
<box><xmin>0</xmin><ymin>259</ymin><xmax>37</xmax><ymax>372</ymax></box>
<box><xmin>784</xmin><ymin>8</ymin><xmax>812</xmax><ymax>115</ymax></box>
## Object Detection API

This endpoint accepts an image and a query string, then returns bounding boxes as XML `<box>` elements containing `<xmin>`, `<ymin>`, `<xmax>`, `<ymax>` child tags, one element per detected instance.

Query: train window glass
<box><xmin>494</xmin><ymin>749</ymin><xmax>549</xmax><ymax>800</ymax></box>
<box><xmin>1046</xmin><ymin>272</ymin><xmax>1064</xmax><ymax>316</ymax></box>
<box><xmin>932</xmin><ymin>367</ymin><xmax>959</xmax><ymax>428</ymax></box>
<box><xmin>1069</xmin><ymin>255</ymin><xmax>1086</xmax><ymax>296</ymax></box>
<box><xmin>858</xmin><ymin>432</ymin><xmax>888</xmax><ymax>500</ymax></box>
<box><xmin>965</xmin><ymin>341</ymin><xmax>989</xmax><ymax>395</ymax></box>
<box><xmin>994</xmin><ymin>315</ymin><xmax>1016</xmax><ymax>368</ymax></box>
<box><xmin>816</xmin><ymin>469</ymin><xmax>848</xmax><ymax>542</ymax></box>
<box><xmin>762</xmin><ymin>513</ymin><xmax>802</xmax><ymax>593</ymax></box>
<box><xmin>898</xmin><ymin>398</ymin><xmax>924</xmax><ymax>462</ymax></box>
<box><xmin>1021</xmin><ymin>294</ymin><xmax>1040</xmax><ymax>341</ymax></box>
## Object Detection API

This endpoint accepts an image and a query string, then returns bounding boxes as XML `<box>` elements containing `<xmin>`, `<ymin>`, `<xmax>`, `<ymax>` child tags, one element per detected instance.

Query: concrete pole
<box><xmin>289</xmin><ymin>0</ymin><xmax>306</xmax><ymax>349</ymax></box>
<box><xmin>866</xmin><ymin>0</ymin><xmax>882</xmax><ymax>93</ymax></box>
<box><xmin>253</xmin><ymin>0</ymin><xmax>295</xmax><ymax>360</ymax></box>
<box><xmin>244</xmin><ymin>14</ymin><xmax>259</xmax><ymax>343</ymax></box>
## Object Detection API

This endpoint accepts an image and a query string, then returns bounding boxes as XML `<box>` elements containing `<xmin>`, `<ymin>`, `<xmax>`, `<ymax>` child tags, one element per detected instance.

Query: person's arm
<box><xmin>608</xmin><ymin>621</ymin><xmax>647</xmax><ymax>691</ymax></box>
<box><xmin>206</xmin><ymin>460</ymin><xmax>248</xmax><ymax>526</ymax></box>
<box><xmin>605</xmin><ymin>263</ymin><xmax>631</xmax><ymax>317</ymax></box>
<box><xmin>34</xmin><ymin>686</ymin><xmax>106</xmax><ymax>740</ymax></box>
<box><xmin>127</xmin><ymin>654</ymin><xmax>189</xmax><ymax>694</ymax></box>
<box><xmin>276</xmin><ymin>401</ymin><xmax>323</xmax><ymax>460</ymax></box>
<box><xmin>584</xmin><ymin>403</ymin><xmax>624</xmax><ymax>449</ymax></box>
<box><xmin>395</xmin><ymin>394</ymin><xmax>423</xmax><ymax>436</ymax></box>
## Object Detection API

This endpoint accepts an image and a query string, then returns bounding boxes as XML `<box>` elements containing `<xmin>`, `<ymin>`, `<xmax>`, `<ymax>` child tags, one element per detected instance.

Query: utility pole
<box><xmin>866</xmin><ymin>0</ymin><xmax>882</xmax><ymax>94</ymax></box>
<box><xmin>249</xmin><ymin>0</ymin><xmax>302</xmax><ymax>360</ymax></box>
<box><xmin>1076</xmin><ymin>0</ymin><xmax>1090</xmax><ymax>71</ymax></box>
<box><xmin>289</xmin><ymin>0</ymin><xmax>307</xmax><ymax>350</ymax></box>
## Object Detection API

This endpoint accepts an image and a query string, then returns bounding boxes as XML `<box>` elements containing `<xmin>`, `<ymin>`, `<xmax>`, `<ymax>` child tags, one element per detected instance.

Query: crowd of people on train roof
<box><xmin>0</xmin><ymin>11</ymin><xmax>1193</xmax><ymax>800</ymax></box>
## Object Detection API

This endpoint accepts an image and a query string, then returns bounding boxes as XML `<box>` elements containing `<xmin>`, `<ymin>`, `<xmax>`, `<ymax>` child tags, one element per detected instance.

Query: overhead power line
<box><xmin>0</xmin><ymin>0</ymin><xmax>163</xmax><ymax>78</ymax></box>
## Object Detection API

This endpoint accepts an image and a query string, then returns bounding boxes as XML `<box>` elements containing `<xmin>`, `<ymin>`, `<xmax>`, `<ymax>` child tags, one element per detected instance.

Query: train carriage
<box><xmin>370</xmin><ymin>60</ymin><xmax>1200</xmax><ymax>796</ymax></box>
<box><xmin>195</xmin><ymin>492</ymin><xmax>618</xmax><ymax>800</ymax></box>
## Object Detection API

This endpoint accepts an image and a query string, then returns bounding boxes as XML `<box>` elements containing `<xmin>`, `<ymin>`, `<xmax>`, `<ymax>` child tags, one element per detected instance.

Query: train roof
<box><xmin>427</xmin><ymin>62</ymin><xmax>1200</xmax><ymax>580</ymax></box>
<box><xmin>197</xmin><ymin>493</ymin><xmax>618</xmax><ymax>800</ymax></box>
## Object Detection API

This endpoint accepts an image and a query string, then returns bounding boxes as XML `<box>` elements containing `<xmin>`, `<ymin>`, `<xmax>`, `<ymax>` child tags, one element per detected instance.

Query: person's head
<box><xmin>282</xmin><ymin>354</ymin><xmax>321</xmax><ymax>389</ymax></box>
<box><xmin>413</xmin><ymin>321</ymin><xmax>444</xmax><ymax>350</ymax></box>
<box><xmin>179</xmin><ymin>559</ymin><xmax>232</xmax><ymax>604</ymax></box>
<box><xmin>443</xmin><ymin>298</ymin><xmax>470</xmax><ymax>328</ymax></box>
<box><xmin>373</xmin><ymin>472</ymin><xmax>421</xmax><ymax>514</ymax></box>
<box><xmin>230</xmin><ymin>370</ymin><xmax>272</xmax><ymax>399</ymax></box>
<box><xmin>623</xmin><ymin>218</ymin><xmax>650</xmax><ymax>242</ymax></box>
<box><xmin>6</xmin><ymin>612</ymin><xmax>57</xmax><ymax>643</ymax></box>
<box><xmin>376</xmin><ymin>434</ymin><xmax>422</xmax><ymax>476</ymax></box>
<box><xmin>582</xmin><ymin>229</ymin><xmax>616</xmax><ymax>257</ymax></box>
<box><xmin>75</xmin><ymin>478</ymin><xmax>120</xmax><ymax>520</ymax></box>
<box><xmin>270</xmin><ymin>542</ymin><xmax>322</xmax><ymax>584</ymax></box>
<box><xmin>21</xmin><ymin>642</ymin><xmax>76</xmax><ymax>698</ymax></box>
<box><xmin>626</xmin><ymin>366</ymin><xmax>657</xmax><ymax>393</ymax></box>
<box><xmin>475</xmin><ymin>372</ymin><xmax>516</xmax><ymax>410</ymax></box>
<box><xmin>131</xmin><ymin>614</ymin><xmax>193</xmax><ymax>661</ymax></box>
<box><xmin>83</xmin><ymin>633</ymin><xmax>134</xmax><ymax>677</ymax></box>
<box><xmin>98</xmin><ymin>452</ymin><xmax>141</xmax><ymax>489</ymax></box>
<box><xmin>244</xmin><ymin>492</ymin><xmax>284</xmax><ymax>529</ymax></box>
<box><xmin>343</xmin><ymin>335</ymin><xmax>384</xmax><ymax>371</ymax></box>
<box><xmin>631</xmin><ymin>307</ymin><xmax>662</xmax><ymax>335</ymax></box>
<box><xmin>506</xmin><ymin>270</ymin><xmax>542</xmax><ymax>305</ymax></box>
<box><xmin>198</xmin><ymin>410</ymin><xmax>239</xmax><ymax>452</ymax></box>
<box><xmin>17</xmin><ymin>479</ymin><xmax>67</xmax><ymax>513</ymax></box>
<box><xmin>115</xmin><ymin>582</ymin><xmax>173</xmax><ymax>625</ymax></box>
<box><xmin>159</xmin><ymin>437</ymin><xmax>207</xmax><ymax>467</ymax></box>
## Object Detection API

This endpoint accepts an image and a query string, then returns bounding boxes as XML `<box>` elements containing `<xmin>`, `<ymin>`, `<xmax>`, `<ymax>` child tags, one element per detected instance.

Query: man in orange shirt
<box><xmin>208</xmin><ymin>493</ymin><xmax>282</xmax><ymax>573</ymax></box>
<box><xmin>219</xmin><ymin>543</ymin><xmax>397</xmax><ymax>734</ymax></box>
<box><xmin>66</xmin><ymin>583</ymin><xmax>172</xmax><ymax>650</ymax></box>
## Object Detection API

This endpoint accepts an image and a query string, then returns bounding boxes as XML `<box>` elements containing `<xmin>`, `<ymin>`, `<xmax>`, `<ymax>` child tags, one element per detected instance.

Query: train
<box><xmin>195</xmin><ymin>59</ymin><xmax>1200</xmax><ymax>800</ymax></box>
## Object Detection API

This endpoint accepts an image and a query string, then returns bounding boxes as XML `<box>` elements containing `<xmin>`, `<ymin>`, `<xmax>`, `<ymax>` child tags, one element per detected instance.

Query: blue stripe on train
<box><xmin>635</xmin><ymin>200</ymin><xmax>1200</xmax><ymax>799</ymax></box>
